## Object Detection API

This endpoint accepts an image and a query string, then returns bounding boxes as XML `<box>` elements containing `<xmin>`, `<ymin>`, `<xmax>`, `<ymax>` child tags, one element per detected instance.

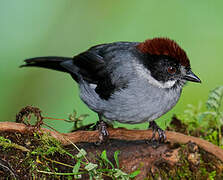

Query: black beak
<box><xmin>184</xmin><ymin>70</ymin><xmax>201</xmax><ymax>83</ymax></box>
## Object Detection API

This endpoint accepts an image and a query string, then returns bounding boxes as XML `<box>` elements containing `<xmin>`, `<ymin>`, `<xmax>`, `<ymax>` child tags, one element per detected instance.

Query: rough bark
<box><xmin>0</xmin><ymin>122</ymin><xmax>223</xmax><ymax>162</ymax></box>
<box><xmin>1</xmin><ymin>121</ymin><xmax>223</xmax><ymax>179</ymax></box>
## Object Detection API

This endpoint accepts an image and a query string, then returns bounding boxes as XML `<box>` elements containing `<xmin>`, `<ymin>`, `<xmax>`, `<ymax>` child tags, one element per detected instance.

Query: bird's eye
<box><xmin>167</xmin><ymin>66</ymin><xmax>176</xmax><ymax>75</ymax></box>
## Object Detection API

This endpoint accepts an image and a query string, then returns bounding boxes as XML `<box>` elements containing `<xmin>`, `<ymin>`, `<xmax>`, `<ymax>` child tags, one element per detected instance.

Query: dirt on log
<box><xmin>0</xmin><ymin>121</ymin><xmax>223</xmax><ymax>179</ymax></box>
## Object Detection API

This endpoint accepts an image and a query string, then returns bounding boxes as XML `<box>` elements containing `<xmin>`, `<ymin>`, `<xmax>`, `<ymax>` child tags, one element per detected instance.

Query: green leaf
<box><xmin>214</xmin><ymin>86</ymin><xmax>223</xmax><ymax>96</ymax></box>
<box><xmin>85</xmin><ymin>163</ymin><xmax>98</xmax><ymax>171</ymax></box>
<box><xmin>129</xmin><ymin>169</ymin><xmax>141</xmax><ymax>178</ymax></box>
<box><xmin>73</xmin><ymin>160</ymin><xmax>80</xmax><ymax>173</ymax></box>
<box><xmin>207</xmin><ymin>99</ymin><xmax>219</xmax><ymax>110</ymax></box>
<box><xmin>76</xmin><ymin>148</ymin><xmax>87</xmax><ymax>158</ymax></box>
<box><xmin>209</xmin><ymin>92</ymin><xmax>220</xmax><ymax>101</ymax></box>
<box><xmin>114</xmin><ymin>150</ymin><xmax>120</xmax><ymax>168</ymax></box>
<box><xmin>208</xmin><ymin>170</ymin><xmax>216</xmax><ymax>180</ymax></box>
<box><xmin>0</xmin><ymin>136</ymin><xmax>11</xmax><ymax>143</ymax></box>
<box><xmin>68</xmin><ymin>110</ymin><xmax>78</xmax><ymax>121</ymax></box>
<box><xmin>113</xmin><ymin>169</ymin><xmax>127</xmax><ymax>178</ymax></box>
<box><xmin>77</xmin><ymin>114</ymin><xmax>89</xmax><ymax>121</ymax></box>
<box><xmin>73</xmin><ymin>159</ymin><xmax>81</xmax><ymax>179</ymax></box>
<box><xmin>207</xmin><ymin>86</ymin><xmax>223</xmax><ymax>111</ymax></box>
<box><xmin>73</xmin><ymin>110</ymin><xmax>77</xmax><ymax>118</ymax></box>
<box><xmin>101</xmin><ymin>150</ymin><xmax>114</xmax><ymax>168</ymax></box>
<box><xmin>220</xmin><ymin>112</ymin><xmax>223</xmax><ymax>124</ymax></box>
<box><xmin>197</xmin><ymin>111</ymin><xmax>217</xmax><ymax>124</ymax></box>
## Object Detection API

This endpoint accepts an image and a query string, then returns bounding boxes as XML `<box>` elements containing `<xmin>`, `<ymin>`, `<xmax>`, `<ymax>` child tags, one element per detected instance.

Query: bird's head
<box><xmin>136</xmin><ymin>37</ymin><xmax>201</xmax><ymax>89</ymax></box>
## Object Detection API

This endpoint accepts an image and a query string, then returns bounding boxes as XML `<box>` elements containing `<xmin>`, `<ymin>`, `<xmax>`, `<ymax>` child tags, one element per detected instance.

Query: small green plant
<box><xmin>177</xmin><ymin>85</ymin><xmax>223</xmax><ymax>147</ymax></box>
<box><xmin>70</xmin><ymin>149</ymin><xmax>140</xmax><ymax>179</ymax></box>
<box><xmin>37</xmin><ymin>145</ymin><xmax>140</xmax><ymax>179</ymax></box>
<box><xmin>30</xmin><ymin>132</ymin><xmax>140</xmax><ymax>179</ymax></box>
<box><xmin>206</xmin><ymin>86</ymin><xmax>223</xmax><ymax>145</ymax></box>
<box><xmin>68</xmin><ymin>110</ymin><xmax>89</xmax><ymax>130</ymax></box>
<box><xmin>208</xmin><ymin>170</ymin><xmax>216</xmax><ymax>180</ymax></box>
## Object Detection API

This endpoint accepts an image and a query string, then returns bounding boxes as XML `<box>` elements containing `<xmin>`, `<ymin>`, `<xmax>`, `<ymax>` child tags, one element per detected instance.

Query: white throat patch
<box><xmin>134</xmin><ymin>62</ymin><xmax>176</xmax><ymax>89</ymax></box>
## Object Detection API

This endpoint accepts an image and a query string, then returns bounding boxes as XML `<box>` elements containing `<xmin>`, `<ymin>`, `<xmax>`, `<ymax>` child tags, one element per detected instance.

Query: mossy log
<box><xmin>0</xmin><ymin>121</ymin><xmax>223</xmax><ymax>179</ymax></box>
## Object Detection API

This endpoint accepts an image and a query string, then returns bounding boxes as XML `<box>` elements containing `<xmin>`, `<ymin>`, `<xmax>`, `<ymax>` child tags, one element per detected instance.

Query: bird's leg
<box><xmin>97</xmin><ymin>114</ymin><xmax>109</xmax><ymax>144</ymax></box>
<box><xmin>147</xmin><ymin>121</ymin><xmax>166</xmax><ymax>147</ymax></box>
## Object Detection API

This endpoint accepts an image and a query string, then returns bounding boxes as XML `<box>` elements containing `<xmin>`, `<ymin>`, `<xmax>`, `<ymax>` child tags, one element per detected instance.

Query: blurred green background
<box><xmin>0</xmin><ymin>0</ymin><xmax>222</xmax><ymax>132</ymax></box>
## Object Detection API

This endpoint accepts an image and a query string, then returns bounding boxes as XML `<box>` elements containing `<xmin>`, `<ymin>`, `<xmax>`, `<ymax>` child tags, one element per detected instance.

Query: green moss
<box><xmin>0</xmin><ymin>135</ymin><xmax>29</xmax><ymax>152</ymax></box>
<box><xmin>144</xmin><ymin>144</ymin><xmax>222</xmax><ymax>179</ymax></box>
<box><xmin>31</xmin><ymin>132</ymin><xmax>73</xmax><ymax>157</ymax></box>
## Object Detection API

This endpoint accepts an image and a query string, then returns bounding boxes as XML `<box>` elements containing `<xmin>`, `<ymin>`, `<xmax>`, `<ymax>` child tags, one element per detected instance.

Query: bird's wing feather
<box><xmin>72</xmin><ymin>51</ymin><xmax>106</xmax><ymax>83</ymax></box>
<box><xmin>63</xmin><ymin>50</ymin><xmax>116</xmax><ymax>100</ymax></box>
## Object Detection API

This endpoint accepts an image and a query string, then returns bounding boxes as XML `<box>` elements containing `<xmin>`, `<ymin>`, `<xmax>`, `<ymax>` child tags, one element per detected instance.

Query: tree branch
<box><xmin>0</xmin><ymin>121</ymin><xmax>223</xmax><ymax>162</ymax></box>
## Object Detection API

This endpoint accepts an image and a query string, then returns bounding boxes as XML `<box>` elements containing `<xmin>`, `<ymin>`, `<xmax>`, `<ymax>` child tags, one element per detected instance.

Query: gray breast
<box><xmin>102</xmin><ymin>78</ymin><xmax>181</xmax><ymax>124</ymax></box>
<box><xmin>79</xmin><ymin>76</ymin><xmax>182</xmax><ymax>124</ymax></box>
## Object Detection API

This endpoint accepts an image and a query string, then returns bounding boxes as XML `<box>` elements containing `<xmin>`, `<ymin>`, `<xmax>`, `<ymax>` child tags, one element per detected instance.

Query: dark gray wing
<box><xmin>61</xmin><ymin>49</ymin><xmax>116</xmax><ymax>100</ymax></box>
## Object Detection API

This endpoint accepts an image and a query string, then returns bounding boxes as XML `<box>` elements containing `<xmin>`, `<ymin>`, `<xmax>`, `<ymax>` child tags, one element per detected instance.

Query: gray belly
<box><xmin>79</xmin><ymin>79</ymin><xmax>181</xmax><ymax>124</ymax></box>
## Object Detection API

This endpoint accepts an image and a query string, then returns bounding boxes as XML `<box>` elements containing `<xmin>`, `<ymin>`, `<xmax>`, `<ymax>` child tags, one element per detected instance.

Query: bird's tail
<box><xmin>20</xmin><ymin>56</ymin><xmax>73</xmax><ymax>73</ymax></box>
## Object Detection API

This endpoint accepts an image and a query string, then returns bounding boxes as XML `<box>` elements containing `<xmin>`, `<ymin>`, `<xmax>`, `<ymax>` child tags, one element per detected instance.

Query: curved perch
<box><xmin>0</xmin><ymin>121</ymin><xmax>223</xmax><ymax>162</ymax></box>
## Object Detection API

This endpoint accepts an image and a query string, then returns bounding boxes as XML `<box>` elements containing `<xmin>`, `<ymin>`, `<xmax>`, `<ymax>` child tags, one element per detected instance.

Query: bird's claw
<box><xmin>156</xmin><ymin>127</ymin><xmax>166</xmax><ymax>143</ymax></box>
<box><xmin>95</xmin><ymin>120</ymin><xmax>109</xmax><ymax>145</ymax></box>
<box><xmin>147</xmin><ymin>121</ymin><xmax>166</xmax><ymax>148</ymax></box>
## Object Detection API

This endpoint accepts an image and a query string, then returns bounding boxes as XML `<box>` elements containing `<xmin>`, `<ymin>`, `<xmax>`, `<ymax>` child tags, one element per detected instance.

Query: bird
<box><xmin>21</xmin><ymin>37</ymin><xmax>201</xmax><ymax>144</ymax></box>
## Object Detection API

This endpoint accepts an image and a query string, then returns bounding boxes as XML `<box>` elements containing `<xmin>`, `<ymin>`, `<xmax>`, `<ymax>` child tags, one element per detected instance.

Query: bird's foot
<box><xmin>95</xmin><ymin>120</ymin><xmax>109</xmax><ymax>145</ymax></box>
<box><xmin>146</xmin><ymin>121</ymin><xmax>166</xmax><ymax>148</ymax></box>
